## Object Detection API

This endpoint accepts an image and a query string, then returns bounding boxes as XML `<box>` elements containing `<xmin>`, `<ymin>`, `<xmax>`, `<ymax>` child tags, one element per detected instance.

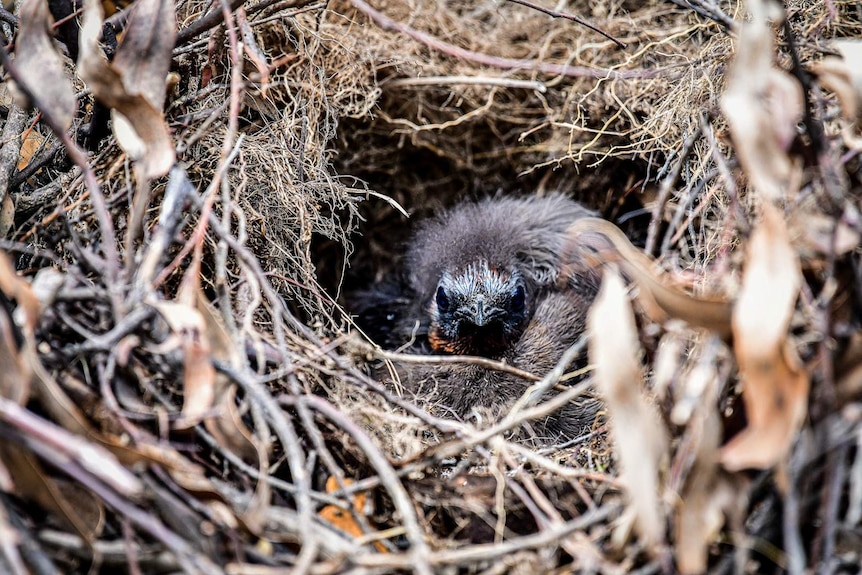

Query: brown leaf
<box><xmin>318</xmin><ymin>476</ymin><xmax>387</xmax><ymax>552</ymax></box>
<box><xmin>204</xmin><ymin>384</ymin><xmax>272</xmax><ymax>533</ymax></box>
<box><xmin>811</xmin><ymin>40</ymin><xmax>862</xmax><ymax>149</ymax></box>
<box><xmin>0</xmin><ymin>251</ymin><xmax>44</xmax><ymax>404</ymax></box>
<box><xmin>0</xmin><ymin>395</ymin><xmax>145</xmax><ymax>541</ymax></box>
<box><xmin>0</xmin><ymin>311</ymin><xmax>29</xmax><ymax>405</ymax></box>
<box><xmin>0</xmin><ymin>252</ymin><xmax>41</xmax><ymax>340</ymax></box>
<box><xmin>670</xmin><ymin>357</ymin><xmax>715</xmax><ymax>427</ymax></box>
<box><xmin>78</xmin><ymin>0</ymin><xmax>175</xmax><ymax>179</ymax></box>
<box><xmin>837</xmin><ymin>332</ymin><xmax>862</xmax><ymax>402</ymax></box>
<box><xmin>13</xmin><ymin>0</ymin><xmax>75</xmax><ymax>131</ymax></box>
<box><xmin>0</xmin><ymin>446</ymin><xmax>102</xmax><ymax>540</ymax></box>
<box><xmin>204</xmin><ymin>385</ymin><xmax>259</xmax><ymax>464</ymax></box>
<box><xmin>18</xmin><ymin>354</ymin><xmax>225</xmax><ymax>508</ymax></box>
<box><xmin>673</xmin><ymin>358</ymin><xmax>746</xmax><ymax>574</ymax></box>
<box><xmin>150</xmin><ymin>250</ymin><xmax>217</xmax><ymax>430</ymax></box>
<box><xmin>0</xmin><ymin>396</ymin><xmax>143</xmax><ymax>497</ymax></box>
<box><xmin>16</xmin><ymin>131</ymin><xmax>45</xmax><ymax>172</ymax></box>
<box><xmin>151</xmin><ymin>300</ymin><xmax>216</xmax><ymax>429</ymax></box>
<box><xmin>587</xmin><ymin>269</ymin><xmax>667</xmax><ymax>549</ymax></box>
<box><xmin>567</xmin><ymin>218</ymin><xmax>733</xmax><ymax>339</ymax></box>
<box><xmin>789</xmin><ymin>207</ymin><xmax>860</xmax><ymax>262</ymax></box>
<box><xmin>722</xmin><ymin>204</ymin><xmax>809</xmax><ymax>470</ymax></box>
<box><xmin>193</xmin><ymin>286</ymin><xmax>272</xmax><ymax>532</ymax></box>
<box><xmin>194</xmin><ymin>273</ymin><xmax>262</xmax><ymax>460</ymax></box>
<box><xmin>31</xmin><ymin>354</ymin><xmax>98</xmax><ymax>437</ymax></box>
<box><xmin>653</xmin><ymin>332</ymin><xmax>685</xmax><ymax>402</ymax></box>
<box><xmin>112</xmin><ymin>0</ymin><xmax>177</xmax><ymax>110</ymax></box>
<box><xmin>677</xmin><ymin>470</ymin><xmax>740</xmax><ymax>574</ymax></box>
<box><xmin>719</xmin><ymin>0</ymin><xmax>803</xmax><ymax>201</ymax></box>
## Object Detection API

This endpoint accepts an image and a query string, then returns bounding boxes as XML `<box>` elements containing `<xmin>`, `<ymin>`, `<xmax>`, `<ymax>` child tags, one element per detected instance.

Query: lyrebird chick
<box><xmin>353</xmin><ymin>194</ymin><xmax>601</xmax><ymax>443</ymax></box>
<box><xmin>429</xmin><ymin>261</ymin><xmax>528</xmax><ymax>357</ymax></box>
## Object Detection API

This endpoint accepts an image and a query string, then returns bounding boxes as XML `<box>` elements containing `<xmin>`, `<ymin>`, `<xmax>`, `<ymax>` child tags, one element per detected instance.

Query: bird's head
<box><xmin>428</xmin><ymin>261</ymin><xmax>530</xmax><ymax>357</ymax></box>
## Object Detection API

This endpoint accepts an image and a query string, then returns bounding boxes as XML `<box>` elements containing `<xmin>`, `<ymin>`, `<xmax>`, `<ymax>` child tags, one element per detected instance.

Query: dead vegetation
<box><xmin>0</xmin><ymin>0</ymin><xmax>861</xmax><ymax>573</ymax></box>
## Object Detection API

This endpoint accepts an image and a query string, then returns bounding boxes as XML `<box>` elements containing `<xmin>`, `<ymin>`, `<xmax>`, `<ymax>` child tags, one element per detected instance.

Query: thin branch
<box><xmin>175</xmin><ymin>0</ymin><xmax>319</xmax><ymax>46</ymax></box>
<box><xmin>505</xmin><ymin>0</ymin><xmax>626</xmax><ymax>49</ymax></box>
<box><xmin>354</xmin><ymin>504</ymin><xmax>616</xmax><ymax>570</ymax></box>
<box><xmin>645</xmin><ymin>123</ymin><xmax>702</xmax><ymax>256</ymax></box>
<box><xmin>348</xmin><ymin>0</ymin><xmax>666</xmax><ymax>80</ymax></box>
<box><xmin>358</xmin><ymin>340</ymin><xmax>542</xmax><ymax>383</ymax></box>
<box><xmin>174</xmin><ymin>0</ymin><xmax>246</xmax><ymax>45</ymax></box>
<box><xmin>667</xmin><ymin>0</ymin><xmax>735</xmax><ymax>30</ymax></box>
<box><xmin>386</xmin><ymin>75</ymin><xmax>547</xmax><ymax>92</ymax></box>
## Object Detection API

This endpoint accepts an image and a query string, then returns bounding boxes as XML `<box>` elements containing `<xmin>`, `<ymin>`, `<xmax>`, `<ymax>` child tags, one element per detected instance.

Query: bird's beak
<box><xmin>463</xmin><ymin>296</ymin><xmax>504</xmax><ymax>327</ymax></box>
<box><xmin>472</xmin><ymin>298</ymin><xmax>486</xmax><ymax>326</ymax></box>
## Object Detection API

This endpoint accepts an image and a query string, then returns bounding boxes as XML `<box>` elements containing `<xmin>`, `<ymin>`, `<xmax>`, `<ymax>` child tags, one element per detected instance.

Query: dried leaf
<box><xmin>151</xmin><ymin>300</ymin><xmax>216</xmax><ymax>429</ymax></box>
<box><xmin>671</xmin><ymin>357</ymin><xmax>714</xmax><ymax>427</ymax></box>
<box><xmin>237</xmin><ymin>8</ymin><xmax>270</xmax><ymax>95</ymax></box>
<box><xmin>16</xmin><ymin>131</ymin><xmax>45</xmax><ymax>172</ymax></box>
<box><xmin>204</xmin><ymin>385</ymin><xmax>259</xmax><ymax>463</ymax></box>
<box><xmin>31</xmin><ymin>354</ymin><xmax>99</xmax><ymax>437</ymax></box>
<box><xmin>673</xmin><ymin>358</ymin><xmax>745</xmax><ymax>574</ymax></box>
<box><xmin>0</xmin><ymin>311</ymin><xmax>29</xmax><ymax>405</ymax></box>
<box><xmin>719</xmin><ymin>0</ymin><xmax>803</xmax><ymax>201</ymax></box>
<box><xmin>191</xmin><ymin>272</ymin><xmax>265</xmax><ymax>484</ymax></box>
<box><xmin>811</xmin><ymin>40</ymin><xmax>862</xmax><ymax>149</ymax></box>
<box><xmin>0</xmin><ymin>446</ymin><xmax>101</xmax><ymax>539</ymax></box>
<box><xmin>790</xmin><ymin>207</ymin><xmax>860</xmax><ymax>262</ymax></box>
<box><xmin>78</xmin><ymin>0</ymin><xmax>175</xmax><ymax>179</ymax></box>
<box><xmin>0</xmin><ymin>396</ymin><xmax>144</xmax><ymax>541</ymax></box>
<box><xmin>837</xmin><ymin>333</ymin><xmax>862</xmax><ymax>402</ymax></box>
<box><xmin>13</xmin><ymin>0</ymin><xmax>75</xmax><ymax>131</ymax></box>
<box><xmin>319</xmin><ymin>476</ymin><xmax>386</xmax><ymax>552</ymax></box>
<box><xmin>55</xmin><ymin>479</ymin><xmax>106</xmax><ymax>536</ymax></box>
<box><xmin>193</xmin><ymin>294</ymin><xmax>271</xmax><ymax>531</ymax></box>
<box><xmin>150</xmin><ymin>249</ymin><xmax>218</xmax><ymax>429</ymax></box>
<box><xmin>19</xmin><ymin>350</ymin><xmax>224</xmax><ymax>504</ymax></box>
<box><xmin>677</xmin><ymin>470</ymin><xmax>739</xmax><ymax>573</ymax></box>
<box><xmin>722</xmin><ymin>204</ymin><xmax>809</xmax><ymax>470</ymax></box>
<box><xmin>112</xmin><ymin>0</ymin><xmax>177</xmax><ymax>111</ymax></box>
<box><xmin>0</xmin><ymin>252</ymin><xmax>41</xmax><ymax>340</ymax></box>
<box><xmin>588</xmin><ymin>269</ymin><xmax>667</xmax><ymax>549</ymax></box>
<box><xmin>0</xmin><ymin>397</ymin><xmax>143</xmax><ymax>497</ymax></box>
<box><xmin>0</xmin><ymin>251</ymin><xmax>43</xmax><ymax>404</ymax></box>
<box><xmin>652</xmin><ymin>331</ymin><xmax>685</xmax><ymax>402</ymax></box>
<box><xmin>568</xmin><ymin>218</ymin><xmax>733</xmax><ymax>339</ymax></box>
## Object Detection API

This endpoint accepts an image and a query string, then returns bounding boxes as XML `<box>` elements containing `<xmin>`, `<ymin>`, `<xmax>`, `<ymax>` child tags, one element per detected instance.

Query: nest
<box><xmin>0</xmin><ymin>0</ymin><xmax>861</xmax><ymax>573</ymax></box>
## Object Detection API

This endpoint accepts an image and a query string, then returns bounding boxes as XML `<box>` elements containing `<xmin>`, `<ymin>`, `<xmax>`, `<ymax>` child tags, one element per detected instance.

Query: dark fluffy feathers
<box><xmin>351</xmin><ymin>194</ymin><xmax>602</xmax><ymax>443</ymax></box>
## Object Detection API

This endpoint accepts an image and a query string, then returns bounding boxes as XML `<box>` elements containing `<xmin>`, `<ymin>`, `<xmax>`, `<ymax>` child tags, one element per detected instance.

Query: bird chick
<box><xmin>352</xmin><ymin>193</ymin><xmax>602</xmax><ymax>443</ymax></box>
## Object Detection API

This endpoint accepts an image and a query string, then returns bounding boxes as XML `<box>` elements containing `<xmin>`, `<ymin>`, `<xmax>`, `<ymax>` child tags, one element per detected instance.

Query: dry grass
<box><xmin>0</xmin><ymin>0</ymin><xmax>861</xmax><ymax>572</ymax></box>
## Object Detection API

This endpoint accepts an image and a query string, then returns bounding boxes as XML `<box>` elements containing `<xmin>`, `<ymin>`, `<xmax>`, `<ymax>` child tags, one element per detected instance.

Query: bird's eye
<box><xmin>436</xmin><ymin>286</ymin><xmax>450</xmax><ymax>312</ymax></box>
<box><xmin>511</xmin><ymin>284</ymin><xmax>526</xmax><ymax>313</ymax></box>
